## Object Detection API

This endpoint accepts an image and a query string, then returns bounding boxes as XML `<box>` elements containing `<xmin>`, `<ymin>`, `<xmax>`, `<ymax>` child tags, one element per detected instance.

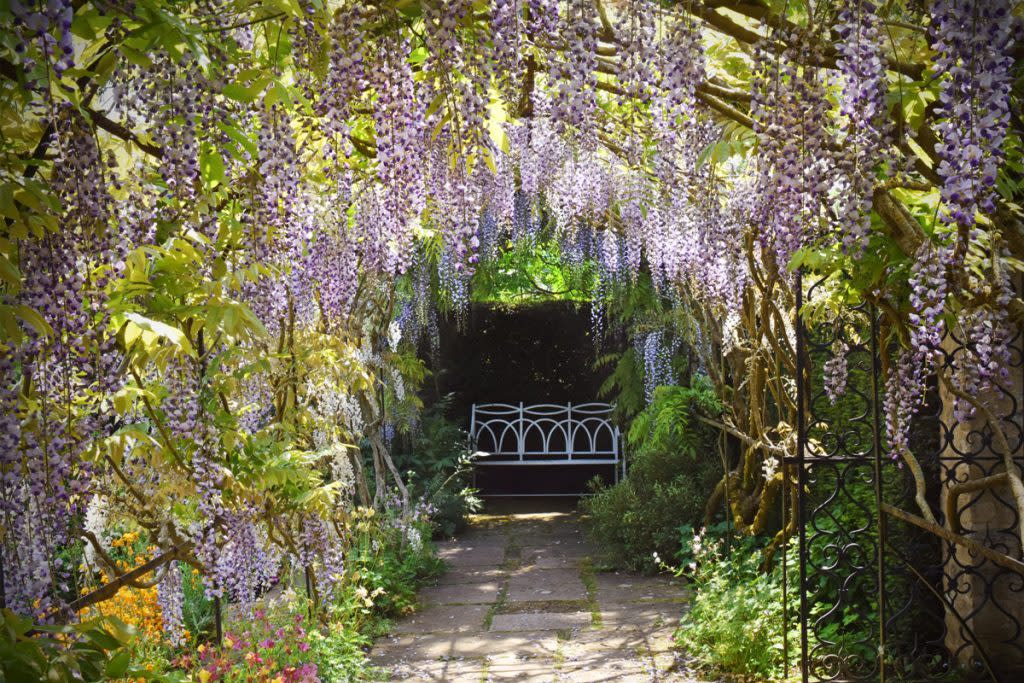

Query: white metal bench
<box><xmin>469</xmin><ymin>402</ymin><xmax>625</xmax><ymax>496</ymax></box>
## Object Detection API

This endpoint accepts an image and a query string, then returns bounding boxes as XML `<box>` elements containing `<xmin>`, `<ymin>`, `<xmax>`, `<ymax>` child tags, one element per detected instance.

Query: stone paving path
<box><xmin>370</xmin><ymin>509</ymin><xmax>705</xmax><ymax>682</ymax></box>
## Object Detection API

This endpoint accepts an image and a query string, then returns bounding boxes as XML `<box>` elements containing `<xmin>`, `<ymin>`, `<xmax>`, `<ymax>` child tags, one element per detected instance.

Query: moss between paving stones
<box><xmin>578</xmin><ymin>557</ymin><xmax>602</xmax><ymax>628</ymax></box>
<box><xmin>482</xmin><ymin>580</ymin><xmax>508</xmax><ymax>631</ymax></box>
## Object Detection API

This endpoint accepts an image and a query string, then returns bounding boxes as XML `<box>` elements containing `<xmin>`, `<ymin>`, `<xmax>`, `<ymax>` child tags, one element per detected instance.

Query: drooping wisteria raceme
<box><xmin>931</xmin><ymin>0</ymin><xmax>1015</xmax><ymax>236</ymax></box>
<box><xmin>637</xmin><ymin>329</ymin><xmax>677</xmax><ymax>404</ymax></box>
<box><xmin>834</xmin><ymin>0</ymin><xmax>889</xmax><ymax>253</ymax></box>
<box><xmin>157</xmin><ymin>562</ymin><xmax>186</xmax><ymax>646</ymax></box>
<box><xmin>824</xmin><ymin>342</ymin><xmax>850</xmax><ymax>404</ymax></box>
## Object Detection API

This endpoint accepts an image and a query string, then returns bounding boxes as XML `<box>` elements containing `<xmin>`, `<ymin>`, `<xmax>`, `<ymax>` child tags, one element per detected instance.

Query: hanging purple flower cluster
<box><xmin>157</xmin><ymin>562</ymin><xmax>186</xmax><ymax>646</ymax></box>
<box><xmin>213</xmin><ymin>510</ymin><xmax>280</xmax><ymax>609</ymax></box>
<box><xmin>0</xmin><ymin>106</ymin><xmax>128</xmax><ymax>618</ymax></box>
<box><xmin>369</xmin><ymin>37</ymin><xmax>426</xmax><ymax>275</ymax></box>
<box><xmin>526</xmin><ymin>0</ymin><xmax>560</xmax><ymax>38</ymax></box>
<box><xmin>617</xmin><ymin>0</ymin><xmax>656</xmax><ymax>102</ymax></box>
<box><xmin>750</xmin><ymin>40</ymin><xmax>835</xmax><ymax>267</ymax></box>
<box><xmin>492</xmin><ymin>0</ymin><xmax>522</xmax><ymax>80</ymax></box>
<box><xmin>294</xmin><ymin>515</ymin><xmax>347</xmax><ymax>601</ymax></box>
<box><xmin>931</xmin><ymin>0</ymin><xmax>1015</xmax><ymax>232</ymax></box>
<box><xmin>834</xmin><ymin>0</ymin><xmax>889</xmax><ymax>253</ymax></box>
<box><xmin>317</xmin><ymin>7</ymin><xmax>368</xmax><ymax>152</ymax></box>
<box><xmin>653</xmin><ymin>7</ymin><xmax>704</xmax><ymax>146</ymax></box>
<box><xmin>950</xmin><ymin>273</ymin><xmax>1013</xmax><ymax>423</ymax></box>
<box><xmin>8</xmin><ymin>0</ymin><xmax>74</xmax><ymax>77</ymax></box>
<box><xmin>636</xmin><ymin>329</ymin><xmax>677</xmax><ymax>404</ymax></box>
<box><xmin>549</xmin><ymin>0</ymin><xmax>598</xmax><ymax>134</ymax></box>
<box><xmin>907</xmin><ymin>243</ymin><xmax>949</xmax><ymax>362</ymax></box>
<box><xmin>823</xmin><ymin>341</ymin><xmax>850</xmax><ymax>404</ymax></box>
<box><xmin>429</xmin><ymin>150</ymin><xmax>485</xmax><ymax>273</ymax></box>
<box><xmin>883</xmin><ymin>348</ymin><xmax>925</xmax><ymax>460</ymax></box>
<box><xmin>423</xmin><ymin>0</ymin><xmax>493</xmax><ymax>154</ymax></box>
<box><xmin>438</xmin><ymin>247</ymin><xmax>471</xmax><ymax>325</ymax></box>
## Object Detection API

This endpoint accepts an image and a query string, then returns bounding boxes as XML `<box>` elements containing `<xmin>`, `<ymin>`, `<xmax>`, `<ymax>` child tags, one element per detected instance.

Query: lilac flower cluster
<box><xmin>369</xmin><ymin>37</ymin><xmax>426</xmax><ymax>274</ymax></box>
<box><xmin>883</xmin><ymin>349</ymin><xmax>925</xmax><ymax>460</ymax></box>
<box><xmin>907</xmin><ymin>243</ymin><xmax>949</xmax><ymax>362</ymax></box>
<box><xmin>823</xmin><ymin>341</ymin><xmax>850</xmax><ymax>404</ymax></box>
<box><xmin>750</xmin><ymin>40</ymin><xmax>835</xmax><ymax>266</ymax></box>
<box><xmin>9</xmin><ymin>0</ymin><xmax>75</xmax><ymax>76</ymax></box>
<box><xmin>834</xmin><ymin>0</ymin><xmax>889</xmax><ymax>253</ymax></box>
<box><xmin>157</xmin><ymin>561</ymin><xmax>186</xmax><ymax>646</ymax></box>
<box><xmin>931</xmin><ymin>0</ymin><xmax>1016</xmax><ymax>231</ymax></box>
<box><xmin>549</xmin><ymin>0</ymin><xmax>598</xmax><ymax>133</ymax></box>
<box><xmin>637</xmin><ymin>329</ymin><xmax>677</xmax><ymax>404</ymax></box>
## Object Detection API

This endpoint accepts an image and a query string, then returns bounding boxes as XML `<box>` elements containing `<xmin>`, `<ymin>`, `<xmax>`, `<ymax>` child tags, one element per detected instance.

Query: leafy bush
<box><xmin>673</xmin><ymin>525</ymin><xmax>798</xmax><ymax>681</ymax></box>
<box><xmin>181</xmin><ymin>561</ymin><xmax>215</xmax><ymax>642</ymax></box>
<box><xmin>0</xmin><ymin>610</ymin><xmax>171</xmax><ymax>683</ymax></box>
<box><xmin>582</xmin><ymin>380</ymin><xmax>723</xmax><ymax>572</ymax></box>
<box><xmin>391</xmin><ymin>397</ymin><xmax>482</xmax><ymax>537</ymax></box>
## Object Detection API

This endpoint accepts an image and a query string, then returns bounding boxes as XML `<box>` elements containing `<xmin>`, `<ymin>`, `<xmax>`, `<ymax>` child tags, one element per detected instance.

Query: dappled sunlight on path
<box><xmin>371</xmin><ymin>507</ymin><xmax>711</xmax><ymax>682</ymax></box>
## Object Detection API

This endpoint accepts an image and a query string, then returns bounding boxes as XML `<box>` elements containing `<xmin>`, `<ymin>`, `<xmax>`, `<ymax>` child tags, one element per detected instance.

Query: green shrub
<box><xmin>581</xmin><ymin>380</ymin><xmax>723</xmax><ymax>572</ymax></box>
<box><xmin>0</xmin><ymin>610</ymin><xmax>174</xmax><ymax>683</ymax></box>
<box><xmin>180</xmin><ymin>561</ymin><xmax>214</xmax><ymax>642</ymax></box>
<box><xmin>390</xmin><ymin>396</ymin><xmax>482</xmax><ymax>537</ymax></box>
<box><xmin>673</xmin><ymin>525</ymin><xmax>798</xmax><ymax>681</ymax></box>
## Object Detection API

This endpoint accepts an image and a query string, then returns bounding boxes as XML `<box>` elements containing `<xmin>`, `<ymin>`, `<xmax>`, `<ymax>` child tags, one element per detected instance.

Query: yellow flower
<box><xmin>224</xmin><ymin>636</ymin><xmax>234</xmax><ymax>648</ymax></box>
<box><xmin>198</xmin><ymin>671</ymin><xmax>212</xmax><ymax>683</ymax></box>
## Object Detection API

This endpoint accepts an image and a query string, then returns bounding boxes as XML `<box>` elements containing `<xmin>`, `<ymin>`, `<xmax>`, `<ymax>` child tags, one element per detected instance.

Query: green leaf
<box><xmin>0</xmin><ymin>254</ymin><xmax>21</xmax><ymax>290</ymax></box>
<box><xmin>0</xmin><ymin>184</ymin><xmax>20</xmax><ymax>220</ymax></box>
<box><xmin>906</xmin><ymin>136</ymin><xmax>933</xmax><ymax>170</ymax></box>
<box><xmin>124</xmin><ymin>313</ymin><xmax>194</xmax><ymax>353</ymax></box>
<box><xmin>82</xmin><ymin>629</ymin><xmax>120</xmax><ymax>651</ymax></box>
<box><xmin>14</xmin><ymin>305</ymin><xmax>53</xmax><ymax>337</ymax></box>
<box><xmin>104</xmin><ymin>650</ymin><xmax>131</xmax><ymax>678</ymax></box>
<box><xmin>200</xmin><ymin>148</ymin><xmax>226</xmax><ymax>187</ymax></box>
<box><xmin>223</xmin><ymin>77</ymin><xmax>271</xmax><ymax>103</ymax></box>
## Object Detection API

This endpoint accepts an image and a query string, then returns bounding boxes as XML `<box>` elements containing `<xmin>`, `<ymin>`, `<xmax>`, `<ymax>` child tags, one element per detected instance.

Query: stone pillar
<box><xmin>940</xmin><ymin>294</ymin><xmax>1024</xmax><ymax>675</ymax></box>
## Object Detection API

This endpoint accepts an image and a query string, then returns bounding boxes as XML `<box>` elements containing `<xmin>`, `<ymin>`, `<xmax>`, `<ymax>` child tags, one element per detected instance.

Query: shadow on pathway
<box><xmin>370</xmin><ymin>504</ymin><xmax>710</xmax><ymax>682</ymax></box>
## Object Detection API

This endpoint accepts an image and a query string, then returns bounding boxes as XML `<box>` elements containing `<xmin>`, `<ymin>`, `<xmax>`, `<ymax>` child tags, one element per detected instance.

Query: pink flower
<box><xmin>297</xmin><ymin>642</ymin><xmax>310</xmax><ymax>653</ymax></box>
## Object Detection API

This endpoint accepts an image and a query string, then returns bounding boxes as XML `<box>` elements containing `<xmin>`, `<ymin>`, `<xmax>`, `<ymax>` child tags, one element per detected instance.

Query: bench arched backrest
<box><xmin>469</xmin><ymin>402</ymin><xmax>622</xmax><ymax>465</ymax></box>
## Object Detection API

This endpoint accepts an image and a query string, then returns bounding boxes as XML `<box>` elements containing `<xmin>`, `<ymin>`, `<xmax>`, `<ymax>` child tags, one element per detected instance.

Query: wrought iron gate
<box><xmin>792</xmin><ymin>272</ymin><xmax>1024</xmax><ymax>682</ymax></box>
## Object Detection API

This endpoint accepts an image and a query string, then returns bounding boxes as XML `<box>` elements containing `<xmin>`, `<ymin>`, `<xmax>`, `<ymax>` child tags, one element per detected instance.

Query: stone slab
<box><xmin>594</xmin><ymin>573</ymin><xmax>688</xmax><ymax>603</ymax></box>
<box><xmin>600</xmin><ymin>602</ymin><xmax>686</xmax><ymax>630</ymax></box>
<box><xmin>559</xmin><ymin>648</ymin><xmax>653</xmax><ymax>682</ymax></box>
<box><xmin>563</xmin><ymin>624</ymin><xmax>648</xmax><ymax>652</ymax></box>
<box><xmin>418</xmin><ymin>581</ymin><xmax>502</xmax><ymax>605</ymax></box>
<box><xmin>507</xmin><ymin>568</ymin><xmax>587</xmax><ymax>603</ymax></box>
<box><xmin>388</xmin><ymin>603</ymin><xmax>488</xmax><ymax>634</ymax></box>
<box><xmin>439</xmin><ymin>544</ymin><xmax>507</xmax><ymax>567</ymax></box>
<box><xmin>387</xmin><ymin>631</ymin><xmax>558</xmax><ymax>660</ymax></box>
<box><xmin>490</xmin><ymin>611</ymin><xmax>591</xmax><ymax>632</ymax></box>
<box><xmin>442</xmin><ymin>567</ymin><xmax>509</xmax><ymax>584</ymax></box>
